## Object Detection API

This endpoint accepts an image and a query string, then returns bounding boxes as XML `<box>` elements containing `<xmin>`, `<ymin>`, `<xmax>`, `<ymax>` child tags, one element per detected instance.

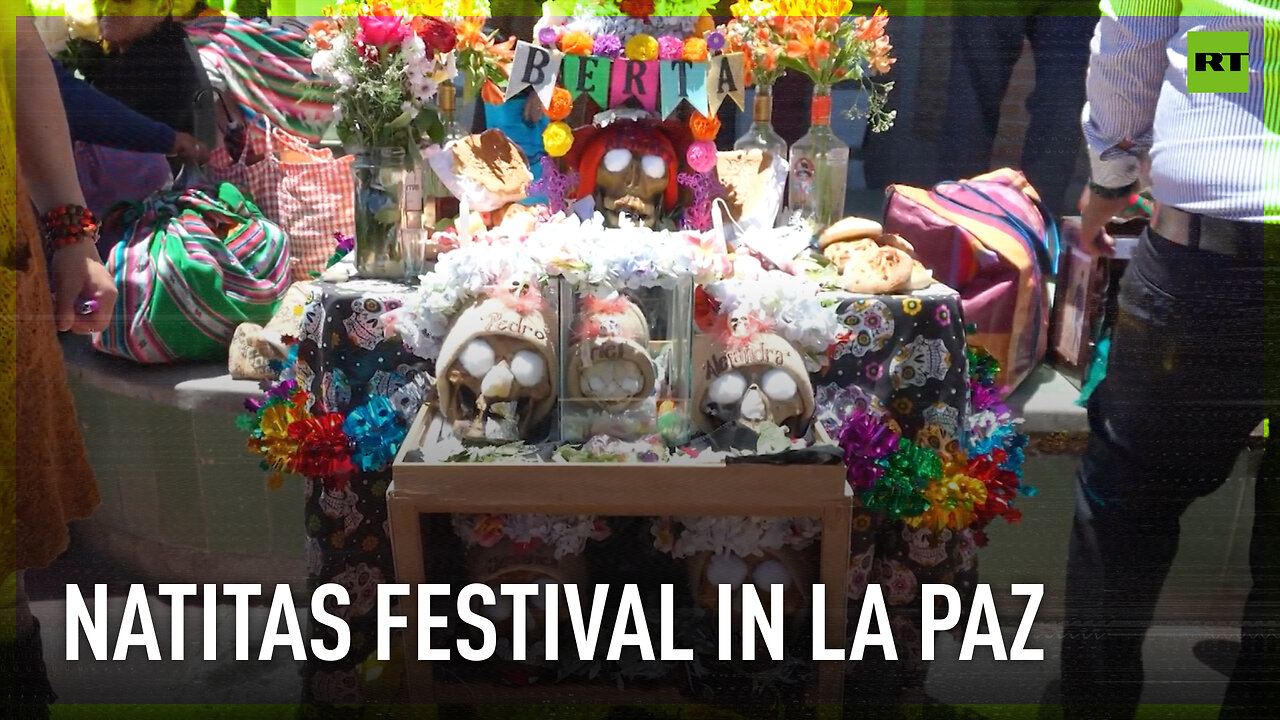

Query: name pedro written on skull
<box><xmin>484</xmin><ymin>312</ymin><xmax>546</xmax><ymax>341</ymax></box>
<box><xmin>65</xmin><ymin>582</ymin><xmax>1045</xmax><ymax>662</ymax></box>
<box><xmin>705</xmin><ymin>343</ymin><xmax>788</xmax><ymax>378</ymax></box>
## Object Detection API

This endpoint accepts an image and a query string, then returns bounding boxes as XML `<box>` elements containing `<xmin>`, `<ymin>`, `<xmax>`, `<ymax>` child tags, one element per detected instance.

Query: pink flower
<box><xmin>358</xmin><ymin>14</ymin><xmax>409</xmax><ymax>51</ymax></box>
<box><xmin>657</xmin><ymin>35</ymin><xmax>684</xmax><ymax>61</ymax></box>
<box><xmin>685</xmin><ymin>140</ymin><xmax>717</xmax><ymax>173</ymax></box>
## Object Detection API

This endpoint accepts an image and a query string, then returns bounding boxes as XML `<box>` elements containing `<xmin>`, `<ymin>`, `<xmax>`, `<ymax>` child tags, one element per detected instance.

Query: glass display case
<box><xmin>557</xmin><ymin>278</ymin><xmax>694</xmax><ymax>445</ymax></box>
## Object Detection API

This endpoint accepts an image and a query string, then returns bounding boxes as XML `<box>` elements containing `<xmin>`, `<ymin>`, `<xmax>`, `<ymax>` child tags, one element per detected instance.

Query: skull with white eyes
<box><xmin>436</xmin><ymin>297</ymin><xmax>557</xmax><ymax>444</ymax></box>
<box><xmin>693</xmin><ymin>332</ymin><xmax>816</xmax><ymax>438</ymax></box>
<box><xmin>577</xmin><ymin>124</ymin><xmax>678</xmax><ymax>229</ymax></box>
<box><xmin>566</xmin><ymin>294</ymin><xmax>656</xmax><ymax>411</ymax></box>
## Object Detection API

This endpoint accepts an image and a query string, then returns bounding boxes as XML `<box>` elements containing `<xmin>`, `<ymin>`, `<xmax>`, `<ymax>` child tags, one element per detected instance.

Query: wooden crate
<box><xmin>388</xmin><ymin>407</ymin><xmax>854</xmax><ymax>712</ymax></box>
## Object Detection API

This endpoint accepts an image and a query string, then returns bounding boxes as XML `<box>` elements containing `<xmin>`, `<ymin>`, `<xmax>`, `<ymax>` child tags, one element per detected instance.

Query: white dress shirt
<box><xmin>1082</xmin><ymin>0</ymin><xmax>1280</xmax><ymax>222</ymax></box>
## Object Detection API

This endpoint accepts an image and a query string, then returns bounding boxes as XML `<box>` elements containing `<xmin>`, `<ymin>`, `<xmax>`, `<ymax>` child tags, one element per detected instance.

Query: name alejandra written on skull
<box><xmin>63</xmin><ymin>582</ymin><xmax>1045</xmax><ymax>662</ymax></box>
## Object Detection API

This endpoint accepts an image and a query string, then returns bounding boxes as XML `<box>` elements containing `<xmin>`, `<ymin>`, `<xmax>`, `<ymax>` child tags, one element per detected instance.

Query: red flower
<box><xmin>358</xmin><ymin>14</ymin><xmax>409</xmax><ymax>50</ymax></box>
<box><xmin>620</xmin><ymin>0</ymin><xmax>655</xmax><ymax>18</ymax></box>
<box><xmin>416</xmin><ymin>17</ymin><xmax>457</xmax><ymax>54</ymax></box>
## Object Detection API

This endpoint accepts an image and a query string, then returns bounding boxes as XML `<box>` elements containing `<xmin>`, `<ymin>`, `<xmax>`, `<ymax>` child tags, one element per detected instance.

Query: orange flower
<box><xmin>786</xmin><ymin>34</ymin><xmax>830</xmax><ymax>70</ymax></box>
<box><xmin>481</xmin><ymin>78</ymin><xmax>505</xmax><ymax>105</ymax></box>
<box><xmin>456</xmin><ymin>16</ymin><xmax>487</xmax><ymax>51</ymax></box>
<box><xmin>367</xmin><ymin>1</ymin><xmax>395</xmax><ymax>16</ymax></box>
<box><xmin>560</xmin><ymin>30</ymin><xmax>594</xmax><ymax>56</ymax></box>
<box><xmin>868</xmin><ymin>36</ymin><xmax>895</xmax><ymax>74</ymax></box>
<box><xmin>682</xmin><ymin>37</ymin><xmax>708</xmax><ymax>62</ymax></box>
<box><xmin>856</xmin><ymin>12</ymin><xmax>889</xmax><ymax>42</ymax></box>
<box><xmin>689</xmin><ymin>111</ymin><xmax>721</xmax><ymax>141</ymax></box>
<box><xmin>545</xmin><ymin>86</ymin><xmax>573</xmax><ymax>121</ymax></box>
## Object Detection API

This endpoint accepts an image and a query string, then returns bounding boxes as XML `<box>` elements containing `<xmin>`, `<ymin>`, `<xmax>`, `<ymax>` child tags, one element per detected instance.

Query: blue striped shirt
<box><xmin>1083</xmin><ymin>0</ymin><xmax>1280</xmax><ymax>222</ymax></box>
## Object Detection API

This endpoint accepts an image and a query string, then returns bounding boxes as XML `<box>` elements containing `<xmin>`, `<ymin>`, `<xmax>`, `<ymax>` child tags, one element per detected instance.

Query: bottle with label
<box><xmin>787</xmin><ymin>84</ymin><xmax>849</xmax><ymax>234</ymax></box>
<box><xmin>423</xmin><ymin>82</ymin><xmax>465</xmax><ymax>232</ymax></box>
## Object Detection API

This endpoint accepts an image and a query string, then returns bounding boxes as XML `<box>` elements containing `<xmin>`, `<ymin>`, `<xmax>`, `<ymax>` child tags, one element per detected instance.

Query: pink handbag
<box><xmin>207</xmin><ymin>119</ymin><xmax>355</xmax><ymax>280</ymax></box>
<box><xmin>883</xmin><ymin>168</ymin><xmax>1060</xmax><ymax>393</ymax></box>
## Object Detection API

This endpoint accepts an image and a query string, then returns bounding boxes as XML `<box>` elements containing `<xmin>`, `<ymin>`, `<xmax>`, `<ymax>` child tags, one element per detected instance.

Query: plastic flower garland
<box><xmin>651</xmin><ymin>516</ymin><xmax>821</xmax><ymax>559</ymax></box>
<box><xmin>542</xmin><ymin>1</ymin><xmax>718</xmax><ymax>42</ymax></box>
<box><xmin>451</xmin><ymin>513</ymin><xmax>611</xmax><ymax>559</ymax></box>
<box><xmin>837</xmin><ymin>341</ymin><xmax>1031</xmax><ymax>543</ymax></box>
<box><xmin>390</xmin><ymin>213</ymin><xmax>731</xmax><ymax>360</ymax></box>
<box><xmin>697</xmin><ymin>270</ymin><xmax>842</xmax><ymax>373</ymax></box>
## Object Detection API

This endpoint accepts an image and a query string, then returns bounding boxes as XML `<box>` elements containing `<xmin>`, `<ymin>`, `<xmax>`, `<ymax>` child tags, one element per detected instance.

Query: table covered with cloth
<box><xmin>289</xmin><ymin>279</ymin><xmax>970</xmax><ymax>705</ymax></box>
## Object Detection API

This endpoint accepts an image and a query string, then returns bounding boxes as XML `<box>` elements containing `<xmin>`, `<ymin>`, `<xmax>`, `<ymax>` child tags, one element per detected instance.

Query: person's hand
<box><xmin>523</xmin><ymin>93</ymin><xmax>545</xmax><ymax>126</ymax></box>
<box><xmin>170</xmin><ymin>132</ymin><xmax>210</xmax><ymax>165</ymax></box>
<box><xmin>1077</xmin><ymin>186</ymin><xmax>1132</xmax><ymax>257</ymax></box>
<box><xmin>50</xmin><ymin>241</ymin><xmax>116</xmax><ymax>334</ymax></box>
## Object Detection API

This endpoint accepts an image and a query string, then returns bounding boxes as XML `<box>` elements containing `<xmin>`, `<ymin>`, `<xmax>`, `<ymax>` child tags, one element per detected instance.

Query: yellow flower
<box><xmin>542</xmin><ymin>121</ymin><xmax>574</xmax><ymax>157</ymax></box>
<box><xmin>625</xmin><ymin>34</ymin><xmax>659</xmax><ymax>61</ymax></box>
<box><xmin>902</xmin><ymin>297</ymin><xmax>922</xmax><ymax>316</ymax></box>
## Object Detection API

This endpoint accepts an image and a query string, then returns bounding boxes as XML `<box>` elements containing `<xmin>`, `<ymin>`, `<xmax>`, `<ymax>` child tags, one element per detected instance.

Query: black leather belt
<box><xmin>1150</xmin><ymin>205</ymin><xmax>1265</xmax><ymax>258</ymax></box>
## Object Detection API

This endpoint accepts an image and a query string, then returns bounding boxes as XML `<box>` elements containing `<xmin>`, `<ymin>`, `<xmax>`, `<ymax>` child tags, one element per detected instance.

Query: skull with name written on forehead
<box><xmin>436</xmin><ymin>296</ymin><xmax>557</xmax><ymax>444</ymax></box>
<box><xmin>566</xmin><ymin>293</ymin><xmax>656</xmax><ymax>411</ymax></box>
<box><xmin>693</xmin><ymin>331</ymin><xmax>816</xmax><ymax>438</ymax></box>
<box><xmin>576</xmin><ymin>123</ymin><xmax>679</xmax><ymax>228</ymax></box>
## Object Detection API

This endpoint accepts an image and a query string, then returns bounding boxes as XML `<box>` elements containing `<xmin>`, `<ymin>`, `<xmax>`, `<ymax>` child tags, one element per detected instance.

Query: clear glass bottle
<box><xmin>734</xmin><ymin>82</ymin><xmax>788</xmax><ymax>163</ymax></box>
<box><xmin>424</xmin><ymin>82</ymin><xmax>465</xmax><ymax>229</ymax></box>
<box><xmin>787</xmin><ymin>84</ymin><xmax>849</xmax><ymax>234</ymax></box>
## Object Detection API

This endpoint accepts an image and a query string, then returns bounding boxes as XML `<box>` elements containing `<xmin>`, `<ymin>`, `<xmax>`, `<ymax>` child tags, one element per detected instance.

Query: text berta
<box><xmin>65</xmin><ymin>582</ymin><xmax>1044</xmax><ymax>662</ymax></box>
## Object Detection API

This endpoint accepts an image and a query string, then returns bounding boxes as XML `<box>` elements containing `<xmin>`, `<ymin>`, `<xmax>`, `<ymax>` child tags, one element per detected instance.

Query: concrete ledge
<box><xmin>60</xmin><ymin>335</ymin><xmax>261</xmax><ymax>414</ymax></box>
<box><xmin>1007</xmin><ymin>364</ymin><xmax>1089</xmax><ymax>436</ymax></box>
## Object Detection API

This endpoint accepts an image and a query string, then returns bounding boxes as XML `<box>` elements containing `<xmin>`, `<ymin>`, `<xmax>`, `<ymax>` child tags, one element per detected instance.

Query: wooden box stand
<box><xmin>388</xmin><ymin>408</ymin><xmax>854</xmax><ymax>712</ymax></box>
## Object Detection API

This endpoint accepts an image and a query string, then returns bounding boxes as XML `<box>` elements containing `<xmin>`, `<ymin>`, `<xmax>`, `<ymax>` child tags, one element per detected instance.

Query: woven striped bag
<box><xmin>883</xmin><ymin>168</ymin><xmax>1060</xmax><ymax>393</ymax></box>
<box><xmin>93</xmin><ymin>182</ymin><xmax>292</xmax><ymax>363</ymax></box>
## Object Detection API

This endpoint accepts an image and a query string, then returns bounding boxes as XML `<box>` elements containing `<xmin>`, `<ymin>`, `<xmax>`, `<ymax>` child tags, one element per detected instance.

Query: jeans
<box><xmin>941</xmin><ymin>12</ymin><xmax>1097</xmax><ymax>216</ymax></box>
<box><xmin>1061</xmin><ymin>227</ymin><xmax>1279</xmax><ymax>719</ymax></box>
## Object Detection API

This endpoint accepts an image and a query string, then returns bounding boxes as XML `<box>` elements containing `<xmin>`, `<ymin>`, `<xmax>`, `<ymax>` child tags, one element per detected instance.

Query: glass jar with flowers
<box><xmin>308</xmin><ymin>2</ymin><xmax>508</xmax><ymax>278</ymax></box>
<box><xmin>771</xmin><ymin>5</ymin><xmax>897</xmax><ymax>234</ymax></box>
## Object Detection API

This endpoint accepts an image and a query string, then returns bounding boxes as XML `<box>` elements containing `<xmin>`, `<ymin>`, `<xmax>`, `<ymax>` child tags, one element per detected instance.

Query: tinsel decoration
<box><xmin>344</xmin><ymin>396</ymin><xmax>407</xmax><ymax>473</ymax></box>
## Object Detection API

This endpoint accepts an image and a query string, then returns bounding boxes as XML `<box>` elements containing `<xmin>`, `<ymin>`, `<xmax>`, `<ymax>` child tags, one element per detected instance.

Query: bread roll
<box><xmin>875</xmin><ymin>232</ymin><xmax>916</xmax><ymax>256</ymax></box>
<box><xmin>818</xmin><ymin>216</ymin><xmax>883</xmax><ymax>250</ymax></box>
<box><xmin>822</xmin><ymin>237</ymin><xmax>876</xmax><ymax>271</ymax></box>
<box><xmin>904</xmin><ymin>261</ymin><xmax>934</xmax><ymax>291</ymax></box>
<box><xmin>840</xmin><ymin>246</ymin><xmax>914</xmax><ymax>295</ymax></box>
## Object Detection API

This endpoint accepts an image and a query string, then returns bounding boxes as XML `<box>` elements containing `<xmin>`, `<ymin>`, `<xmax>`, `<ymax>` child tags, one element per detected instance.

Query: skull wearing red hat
<box><xmin>575</xmin><ymin>123</ymin><xmax>680</xmax><ymax>229</ymax></box>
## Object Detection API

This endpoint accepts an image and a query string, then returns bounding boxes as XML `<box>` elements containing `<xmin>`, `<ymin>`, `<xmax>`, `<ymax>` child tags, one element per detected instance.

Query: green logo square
<box><xmin>1188</xmin><ymin>31</ymin><xmax>1250</xmax><ymax>93</ymax></box>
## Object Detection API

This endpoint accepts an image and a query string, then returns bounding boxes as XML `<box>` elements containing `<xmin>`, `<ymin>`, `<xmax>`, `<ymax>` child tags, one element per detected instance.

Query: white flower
<box><xmin>311</xmin><ymin>48</ymin><xmax>336</xmax><ymax>76</ymax></box>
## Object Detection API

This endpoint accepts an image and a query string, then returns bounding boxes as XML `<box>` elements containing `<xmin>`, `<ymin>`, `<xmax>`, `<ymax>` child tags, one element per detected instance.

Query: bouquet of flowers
<box><xmin>722</xmin><ymin>0</ymin><xmax>789</xmax><ymax>87</ymax></box>
<box><xmin>780</xmin><ymin>4</ymin><xmax>895</xmax><ymax>130</ymax></box>
<box><xmin>310</xmin><ymin>1</ymin><xmax>509</xmax><ymax>150</ymax></box>
<box><xmin>725</xmin><ymin>1</ymin><xmax>896</xmax><ymax>132</ymax></box>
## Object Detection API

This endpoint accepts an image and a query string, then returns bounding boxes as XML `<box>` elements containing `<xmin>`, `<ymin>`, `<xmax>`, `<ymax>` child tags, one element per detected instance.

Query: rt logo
<box><xmin>1188</xmin><ymin>31</ymin><xmax>1250</xmax><ymax>93</ymax></box>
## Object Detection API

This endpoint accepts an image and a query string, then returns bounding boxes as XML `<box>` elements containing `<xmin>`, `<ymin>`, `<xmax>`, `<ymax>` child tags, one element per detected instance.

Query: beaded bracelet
<box><xmin>39</xmin><ymin>204</ymin><xmax>99</xmax><ymax>254</ymax></box>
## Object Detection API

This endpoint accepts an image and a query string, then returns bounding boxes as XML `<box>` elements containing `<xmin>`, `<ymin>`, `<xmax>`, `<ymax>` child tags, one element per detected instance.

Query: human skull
<box><xmin>580</xmin><ymin>123</ymin><xmax>677</xmax><ymax>229</ymax></box>
<box><xmin>690</xmin><ymin>547</ymin><xmax>812</xmax><ymax>616</ymax></box>
<box><xmin>693</xmin><ymin>332</ymin><xmax>816</xmax><ymax>438</ymax></box>
<box><xmin>566</xmin><ymin>295</ymin><xmax>656</xmax><ymax>411</ymax></box>
<box><xmin>436</xmin><ymin>297</ymin><xmax>557</xmax><ymax>444</ymax></box>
